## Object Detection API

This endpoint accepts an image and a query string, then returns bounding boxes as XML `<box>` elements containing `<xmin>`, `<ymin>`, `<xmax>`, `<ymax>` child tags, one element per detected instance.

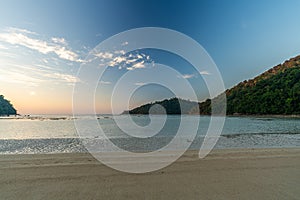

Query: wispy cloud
<box><xmin>51</xmin><ymin>37</ymin><xmax>67</xmax><ymax>45</ymax></box>
<box><xmin>100</xmin><ymin>80</ymin><xmax>111</xmax><ymax>85</ymax></box>
<box><xmin>99</xmin><ymin>51</ymin><xmax>152</xmax><ymax>71</ymax></box>
<box><xmin>0</xmin><ymin>27</ymin><xmax>82</xmax><ymax>62</ymax></box>
<box><xmin>94</xmin><ymin>52</ymin><xmax>114</xmax><ymax>59</ymax></box>
<box><xmin>181</xmin><ymin>74</ymin><xmax>195</xmax><ymax>79</ymax></box>
<box><xmin>127</xmin><ymin>60</ymin><xmax>145</xmax><ymax>70</ymax></box>
<box><xmin>0</xmin><ymin>43</ymin><xmax>9</xmax><ymax>50</ymax></box>
<box><xmin>0</xmin><ymin>66</ymin><xmax>43</xmax><ymax>86</ymax></box>
<box><xmin>134</xmin><ymin>82</ymin><xmax>146</xmax><ymax>86</ymax></box>
<box><xmin>179</xmin><ymin>71</ymin><xmax>210</xmax><ymax>79</ymax></box>
<box><xmin>200</xmin><ymin>71</ymin><xmax>210</xmax><ymax>75</ymax></box>
<box><xmin>48</xmin><ymin>73</ymin><xmax>81</xmax><ymax>84</ymax></box>
<box><xmin>125</xmin><ymin>58</ymin><xmax>138</xmax><ymax>64</ymax></box>
<box><xmin>109</xmin><ymin>56</ymin><xmax>127</xmax><ymax>66</ymax></box>
<box><xmin>7</xmin><ymin>27</ymin><xmax>37</xmax><ymax>35</ymax></box>
<box><xmin>0</xmin><ymin>61</ymin><xmax>80</xmax><ymax>86</ymax></box>
<box><xmin>114</xmin><ymin>50</ymin><xmax>125</xmax><ymax>55</ymax></box>
<box><xmin>89</xmin><ymin>40</ymin><xmax>153</xmax><ymax>71</ymax></box>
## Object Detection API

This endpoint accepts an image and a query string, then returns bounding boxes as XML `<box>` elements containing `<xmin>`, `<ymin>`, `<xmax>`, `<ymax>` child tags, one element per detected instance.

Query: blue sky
<box><xmin>0</xmin><ymin>0</ymin><xmax>300</xmax><ymax>114</ymax></box>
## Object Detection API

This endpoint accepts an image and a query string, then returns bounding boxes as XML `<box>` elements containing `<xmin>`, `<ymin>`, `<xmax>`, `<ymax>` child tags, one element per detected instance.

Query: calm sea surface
<box><xmin>0</xmin><ymin>115</ymin><xmax>299</xmax><ymax>154</ymax></box>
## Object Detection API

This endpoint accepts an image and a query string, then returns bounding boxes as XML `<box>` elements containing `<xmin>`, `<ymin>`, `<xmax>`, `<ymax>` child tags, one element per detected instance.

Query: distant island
<box><xmin>123</xmin><ymin>98</ymin><xmax>200</xmax><ymax>115</ymax></box>
<box><xmin>123</xmin><ymin>55</ymin><xmax>300</xmax><ymax>115</ymax></box>
<box><xmin>0</xmin><ymin>95</ymin><xmax>17</xmax><ymax>116</ymax></box>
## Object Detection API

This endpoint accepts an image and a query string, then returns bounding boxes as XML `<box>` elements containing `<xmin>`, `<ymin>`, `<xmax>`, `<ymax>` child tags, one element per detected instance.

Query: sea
<box><xmin>0</xmin><ymin>115</ymin><xmax>299</xmax><ymax>154</ymax></box>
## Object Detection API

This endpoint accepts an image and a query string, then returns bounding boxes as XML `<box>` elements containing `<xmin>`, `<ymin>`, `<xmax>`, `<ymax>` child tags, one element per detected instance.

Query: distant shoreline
<box><xmin>0</xmin><ymin>115</ymin><xmax>74</xmax><ymax>120</ymax></box>
<box><xmin>226</xmin><ymin>114</ymin><xmax>300</xmax><ymax>118</ymax></box>
<box><xmin>1</xmin><ymin>114</ymin><xmax>300</xmax><ymax>120</ymax></box>
<box><xmin>122</xmin><ymin>113</ymin><xmax>300</xmax><ymax>118</ymax></box>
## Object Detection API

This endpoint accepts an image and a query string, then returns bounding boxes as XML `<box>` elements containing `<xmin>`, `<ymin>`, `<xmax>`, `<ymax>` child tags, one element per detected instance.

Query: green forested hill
<box><xmin>0</xmin><ymin>95</ymin><xmax>17</xmax><ymax>116</ymax></box>
<box><xmin>125</xmin><ymin>55</ymin><xmax>300</xmax><ymax>115</ymax></box>
<box><xmin>224</xmin><ymin>55</ymin><xmax>300</xmax><ymax>115</ymax></box>
<box><xmin>124</xmin><ymin>98</ymin><xmax>198</xmax><ymax>115</ymax></box>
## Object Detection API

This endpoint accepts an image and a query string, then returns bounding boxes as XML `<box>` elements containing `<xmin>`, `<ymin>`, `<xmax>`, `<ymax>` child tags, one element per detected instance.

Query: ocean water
<box><xmin>0</xmin><ymin>115</ymin><xmax>299</xmax><ymax>154</ymax></box>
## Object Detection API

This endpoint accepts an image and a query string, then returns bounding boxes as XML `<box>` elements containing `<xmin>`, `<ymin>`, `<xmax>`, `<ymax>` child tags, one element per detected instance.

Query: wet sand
<box><xmin>0</xmin><ymin>148</ymin><xmax>299</xmax><ymax>200</ymax></box>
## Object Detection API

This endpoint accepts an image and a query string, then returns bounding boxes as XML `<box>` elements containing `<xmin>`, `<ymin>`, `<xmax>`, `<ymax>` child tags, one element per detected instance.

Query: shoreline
<box><xmin>227</xmin><ymin>114</ymin><xmax>300</xmax><ymax>118</ymax></box>
<box><xmin>2</xmin><ymin>114</ymin><xmax>300</xmax><ymax>118</ymax></box>
<box><xmin>1</xmin><ymin>148</ymin><xmax>299</xmax><ymax>199</ymax></box>
<box><xmin>0</xmin><ymin>145</ymin><xmax>299</xmax><ymax>155</ymax></box>
<box><xmin>0</xmin><ymin>147</ymin><xmax>299</xmax><ymax>160</ymax></box>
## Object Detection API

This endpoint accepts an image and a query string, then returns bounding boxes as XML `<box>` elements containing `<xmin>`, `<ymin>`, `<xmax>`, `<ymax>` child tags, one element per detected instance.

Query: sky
<box><xmin>0</xmin><ymin>0</ymin><xmax>300</xmax><ymax>114</ymax></box>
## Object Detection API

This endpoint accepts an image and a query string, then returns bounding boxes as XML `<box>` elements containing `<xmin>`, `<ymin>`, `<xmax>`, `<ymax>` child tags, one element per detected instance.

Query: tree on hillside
<box><xmin>0</xmin><ymin>95</ymin><xmax>17</xmax><ymax>116</ymax></box>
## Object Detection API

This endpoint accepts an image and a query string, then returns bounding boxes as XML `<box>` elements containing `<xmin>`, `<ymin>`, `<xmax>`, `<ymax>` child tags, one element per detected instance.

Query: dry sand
<box><xmin>0</xmin><ymin>148</ymin><xmax>299</xmax><ymax>200</ymax></box>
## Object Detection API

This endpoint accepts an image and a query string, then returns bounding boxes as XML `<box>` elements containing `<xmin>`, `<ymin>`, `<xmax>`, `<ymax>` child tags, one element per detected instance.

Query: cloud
<box><xmin>114</xmin><ymin>56</ymin><xmax>127</xmax><ymax>63</ymax></box>
<box><xmin>182</xmin><ymin>74</ymin><xmax>195</xmax><ymax>79</ymax></box>
<box><xmin>0</xmin><ymin>68</ymin><xmax>42</xmax><ymax>86</ymax></box>
<box><xmin>35</xmin><ymin>64</ymin><xmax>60</xmax><ymax>71</ymax></box>
<box><xmin>0</xmin><ymin>43</ymin><xmax>8</xmax><ymax>50</ymax></box>
<box><xmin>125</xmin><ymin>58</ymin><xmax>138</xmax><ymax>64</ymax></box>
<box><xmin>0</xmin><ymin>62</ymin><xmax>80</xmax><ymax>86</ymax></box>
<box><xmin>50</xmin><ymin>73</ymin><xmax>81</xmax><ymax>84</ymax></box>
<box><xmin>42</xmin><ymin>59</ymin><xmax>49</xmax><ymax>64</ymax></box>
<box><xmin>51</xmin><ymin>37</ymin><xmax>67</xmax><ymax>45</ymax></box>
<box><xmin>132</xmin><ymin>61</ymin><xmax>145</xmax><ymax>68</ymax></box>
<box><xmin>127</xmin><ymin>61</ymin><xmax>145</xmax><ymax>70</ymax></box>
<box><xmin>134</xmin><ymin>82</ymin><xmax>145</xmax><ymax>86</ymax></box>
<box><xmin>179</xmin><ymin>71</ymin><xmax>210</xmax><ymax>79</ymax></box>
<box><xmin>200</xmin><ymin>71</ymin><xmax>210</xmax><ymax>75</ymax></box>
<box><xmin>100</xmin><ymin>80</ymin><xmax>111</xmax><ymax>85</ymax></box>
<box><xmin>0</xmin><ymin>27</ymin><xmax>82</xmax><ymax>62</ymax></box>
<box><xmin>110</xmin><ymin>56</ymin><xmax>127</xmax><ymax>66</ymax></box>
<box><xmin>114</xmin><ymin>50</ymin><xmax>125</xmax><ymax>55</ymax></box>
<box><xmin>94</xmin><ymin>52</ymin><xmax>114</xmax><ymax>59</ymax></box>
<box><xmin>90</xmin><ymin>49</ymin><xmax>153</xmax><ymax>71</ymax></box>
<box><xmin>0</xmin><ymin>27</ymin><xmax>84</xmax><ymax>88</ymax></box>
<box><xmin>7</xmin><ymin>27</ymin><xmax>37</xmax><ymax>35</ymax></box>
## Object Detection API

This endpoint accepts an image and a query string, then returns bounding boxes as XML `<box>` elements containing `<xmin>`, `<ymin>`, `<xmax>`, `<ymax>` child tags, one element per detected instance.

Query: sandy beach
<box><xmin>0</xmin><ymin>148</ymin><xmax>299</xmax><ymax>200</ymax></box>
